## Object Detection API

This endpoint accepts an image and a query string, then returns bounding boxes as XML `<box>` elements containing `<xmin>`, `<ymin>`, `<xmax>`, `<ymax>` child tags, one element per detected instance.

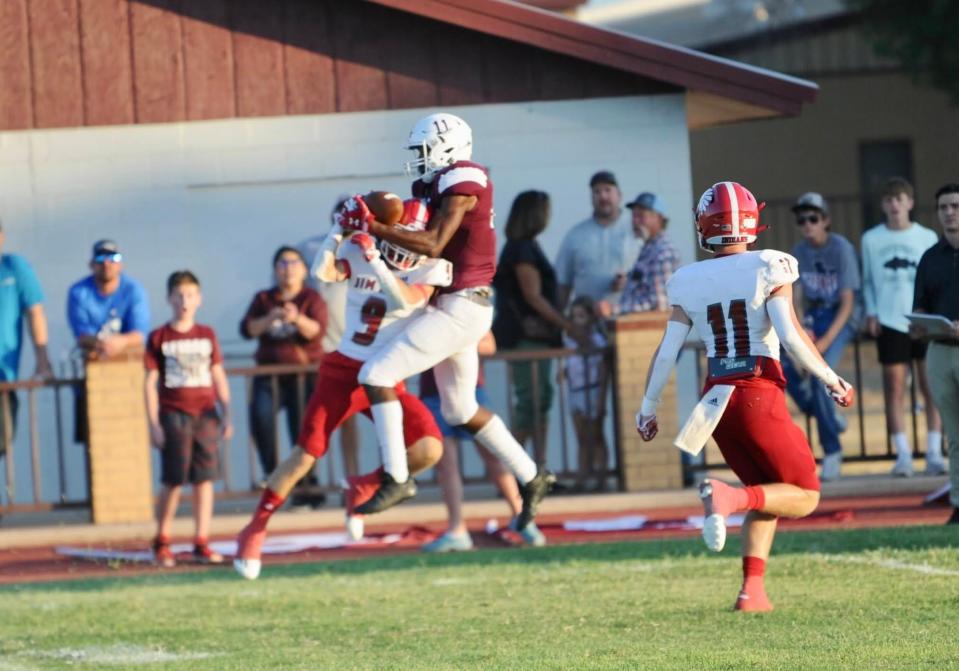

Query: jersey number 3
<box><xmin>351</xmin><ymin>297</ymin><xmax>387</xmax><ymax>346</ymax></box>
<box><xmin>706</xmin><ymin>299</ymin><xmax>749</xmax><ymax>357</ymax></box>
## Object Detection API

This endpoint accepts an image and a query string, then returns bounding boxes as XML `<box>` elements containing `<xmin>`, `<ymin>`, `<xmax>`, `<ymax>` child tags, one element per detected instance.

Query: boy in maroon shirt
<box><xmin>145</xmin><ymin>271</ymin><xmax>233</xmax><ymax>567</ymax></box>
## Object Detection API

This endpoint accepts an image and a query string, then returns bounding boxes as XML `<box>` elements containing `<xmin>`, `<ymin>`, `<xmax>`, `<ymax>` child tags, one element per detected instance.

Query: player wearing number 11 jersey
<box><xmin>233</xmin><ymin>201</ymin><xmax>449</xmax><ymax>580</ymax></box>
<box><xmin>636</xmin><ymin>182</ymin><xmax>854</xmax><ymax>612</ymax></box>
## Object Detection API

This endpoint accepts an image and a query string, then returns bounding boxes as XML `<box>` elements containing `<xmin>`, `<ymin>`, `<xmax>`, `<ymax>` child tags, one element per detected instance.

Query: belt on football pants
<box><xmin>447</xmin><ymin>286</ymin><xmax>494</xmax><ymax>306</ymax></box>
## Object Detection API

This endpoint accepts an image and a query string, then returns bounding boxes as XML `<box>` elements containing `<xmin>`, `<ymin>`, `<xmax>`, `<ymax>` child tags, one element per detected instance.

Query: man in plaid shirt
<box><xmin>613</xmin><ymin>192</ymin><xmax>681</xmax><ymax>314</ymax></box>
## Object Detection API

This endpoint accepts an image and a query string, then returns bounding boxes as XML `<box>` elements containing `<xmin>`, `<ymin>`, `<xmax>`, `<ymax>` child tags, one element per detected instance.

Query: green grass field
<box><xmin>1</xmin><ymin>526</ymin><xmax>957</xmax><ymax>670</ymax></box>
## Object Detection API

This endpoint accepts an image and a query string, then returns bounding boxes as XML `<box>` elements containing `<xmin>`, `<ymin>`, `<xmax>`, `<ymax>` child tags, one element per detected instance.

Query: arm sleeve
<box><xmin>913</xmin><ymin>255</ymin><xmax>931</xmax><ymax>312</ymax></box>
<box><xmin>861</xmin><ymin>236</ymin><xmax>877</xmax><ymax>317</ymax></box>
<box><xmin>239</xmin><ymin>292</ymin><xmax>266</xmax><ymax>339</ymax></box>
<box><xmin>640</xmin><ymin>320</ymin><xmax>691</xmax><ymax>415</ymax></box>
<box><xmin>367</xmin><ymin>256</ymin><xmax>425</xmax><ymax>311</ymax></box>
<box><xmin>839</xmin><ymin>238</ymin><xmax>861</xmax><ymax>291</ymax></box>
<box><xmin>14</xmin><ymin>257</ymin><xmax>44</xmax><ymax>309</ymax></box>
<box><xmin>125</xmin><ymin>281</ymin><xmax>151</xmax><ymax>339</ymax></box>
<box><xmin>767</xmin><ymin>296</ymin><xmax>839</xmax><ymax>387</ymax></box>
<box><xmin>143</xmin><ymin>330</ymin><xmax>160</xmax><ymax>370</ymax></box>
<box><xmin>67</xmin><ymin>285</ymin><xmax>96</xmax><ymax>337</ymax></box>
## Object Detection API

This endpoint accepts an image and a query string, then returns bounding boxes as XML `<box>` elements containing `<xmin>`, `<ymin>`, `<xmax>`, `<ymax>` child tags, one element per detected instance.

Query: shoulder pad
<box><xmin>759</xmin><ymin>250</ymin><xmax>799</xmax><ymax>294</ymax></box>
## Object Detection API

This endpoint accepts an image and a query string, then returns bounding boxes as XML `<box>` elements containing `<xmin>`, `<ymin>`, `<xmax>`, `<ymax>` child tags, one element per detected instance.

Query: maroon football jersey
<box><xmin>412</xmin><ymin>160</ymin><xmax>496</xmax><ymax>292</ymax></box>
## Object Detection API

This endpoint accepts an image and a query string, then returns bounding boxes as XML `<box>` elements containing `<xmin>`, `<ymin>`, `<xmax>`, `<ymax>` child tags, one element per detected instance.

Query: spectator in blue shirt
<box><xmin>67</xmin><ymin>239</ymin><xmax>150</xmax><ymax>443</ymax></box>
<box><xmin>67</xmin><ymin>239</ymin><xmax>150</xmax><ymax>360</ymax></box>
<box><xmin>0</xmin><ymin>221</ymin><xmax>53</xmax><ymax>457</ymax></box>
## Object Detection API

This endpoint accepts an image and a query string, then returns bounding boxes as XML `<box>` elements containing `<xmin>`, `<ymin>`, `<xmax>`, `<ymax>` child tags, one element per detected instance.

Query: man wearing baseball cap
<box><xmin>783</xmin><ymin>192</ymin><xmax>861</xmax><ymax>481</ymax></box>
<box><xmin>615</xmin><ymin>192</ymin><xmax>681</xmax><ymax>315</ymax></box>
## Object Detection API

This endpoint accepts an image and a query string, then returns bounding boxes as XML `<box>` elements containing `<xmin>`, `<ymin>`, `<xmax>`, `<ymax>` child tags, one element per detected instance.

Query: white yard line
<box><xmin>824</xmin><ymin>554</ymin><xmax>959</xmax><ymax>577</ymax></box>
<box><xmin>25</xmin><ymin>644</ymin><xmax>222</xmax><ymax>666</ymax></box>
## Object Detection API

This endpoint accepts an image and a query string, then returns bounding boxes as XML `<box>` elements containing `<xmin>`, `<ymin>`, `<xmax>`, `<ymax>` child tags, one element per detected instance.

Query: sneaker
<box><xmin>820</xmin><ymin>452</ymin><xmax>842</xmax><ymax>482</ymax></box>
<box><xmin>152</xmin><ymin>537</ymin><xmax>176</xmax><ymax>568</ymax></box>
<box><xmin>924</xmin><ymin>457</ymin><xmax>947</xmax><ymax>476</ymax></box>
<box><xmin>515</xmin><ymin>469</ymin><xmax>556</xmax><ymax>531</ymax></box>
<box><xmin>513</xmin><ymin>518</ymin><xmax>546</xmax><ymax>547</ymax></box>
<box><xmin>353</xmin><ymin>471</ymin><xmax>417</xmax><ymax>515</ymax></box>
<box><xmin>891</xmin><ymin>455</ymin><xmax>914</xmax><ymax>477</ymax></box>
<box><xmin>734</xmin><ymin>588</ymin><xmax>774</xmax><ymax>613</ymax></box>
<box><xmin>422</xmin><ymin>531</ymin><xmax>474</xmax><ymax>553</ymax></box>
<box><xmin>699</xmin><ymin>480</ymin><xmax>733</xmax><ymax>552</ymax></box>
<box><xmin>193</xmin><ymin>543</ymin><xmax>224</xmax><ymax>565</ymax></box>
<box><xmin>233</xmin><ymin>523</ymin><xmax>266</xmax><ymax>580</ymax></box>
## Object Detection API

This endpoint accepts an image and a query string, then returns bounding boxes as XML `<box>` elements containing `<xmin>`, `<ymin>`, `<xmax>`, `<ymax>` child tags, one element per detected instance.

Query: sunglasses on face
<box><xmin>93</xmin><ymin>253</ymin><xmax>122</xmax><ymax>264</ymax></box>
<box><xmin>796</xmin><ymin>215</ymin><xmax>822</xmax><ymax>226</ymax></box>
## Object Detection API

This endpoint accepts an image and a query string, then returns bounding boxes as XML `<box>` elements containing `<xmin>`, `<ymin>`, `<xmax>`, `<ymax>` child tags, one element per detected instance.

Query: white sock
<box><xmin>927</xmin><ymin>431</ymin><xmax>943</xmax><ymax>461</ymax></box>
<box><xmin>892</xmin><ymin>432</ymin><xmax>910</xmax><ymax>459</ymax></box>
<box><xmin>473</xmin><ymin>414</ymin><xmax>537</xmax><ymax>484</ymax></box>
<box><xmin>370</xmin><ymin>401</ymin><xmax>409</xmax><ymax>482</ymax></box>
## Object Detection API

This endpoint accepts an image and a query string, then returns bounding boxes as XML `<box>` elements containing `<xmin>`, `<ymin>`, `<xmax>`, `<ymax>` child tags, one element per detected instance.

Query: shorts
<box><xmin>422</xmin><ymin>387</ymin><xmax>489</xmax><ymax>440</ymax></box>
<box><xmin>706</xmin><ymin>358</ymin><xmax>819</xmax><ymax>492</ymax></box>
<box><xmin>568</xmin><ymin>385</ymin><xmax>604</xmax><ymax>419</ymax></box>
<box><xmin>298</xmin><ymin>351</ymin><xmax>441</xmax><ymax>458</ymax></box>
<box><xmin>159</xmin><ymin>409</ymin><xmax>221</xmax><ymax>486</ymax></box>
<box><xmin>877</xmin><ymin>326</ymin><xmax>928</xmax><ymax>365</ymax></box>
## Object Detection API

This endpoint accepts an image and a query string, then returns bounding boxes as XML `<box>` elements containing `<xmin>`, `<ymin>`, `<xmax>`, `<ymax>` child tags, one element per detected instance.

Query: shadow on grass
<box><xmin>4</xmin><ymin>524</ymin><xmax>956</xmax><ymax>594</ymax></box>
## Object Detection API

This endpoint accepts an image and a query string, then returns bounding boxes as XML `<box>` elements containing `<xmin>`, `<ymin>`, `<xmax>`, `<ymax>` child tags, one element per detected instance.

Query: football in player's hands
<box><xmin>364</xmin><ymin>191</ymin><xmax>404</xmax><ymax>226</ymax></box>
<box><xmin>349</xmin><ymin>232</ymin><xmax>380</xmax><ymax>262</ymax></box>
<box><xmin>829</xmin><ymin>377</ymin><xmax>855</xmax><ymax>408</ymax></box>
<box><xmin>636</xmin><ymin>412</ymin><xmax>658</xmax><ymax>441</ymax></box>
<box><xmin>335</xmin><ymin>195</ymin><xmax>374</xmax><ymax>232</ymax></box>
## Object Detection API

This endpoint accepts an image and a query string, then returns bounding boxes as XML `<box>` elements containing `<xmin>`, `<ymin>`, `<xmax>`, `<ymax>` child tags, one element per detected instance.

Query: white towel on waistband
<box><xmin>674</xmin><ymin>384</ymin><xmax>735</xmax><ymax>455</ymax></box>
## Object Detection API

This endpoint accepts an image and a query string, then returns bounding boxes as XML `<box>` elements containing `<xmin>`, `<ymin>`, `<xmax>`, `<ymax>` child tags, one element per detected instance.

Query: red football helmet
<box><xmin>379</xmin><ymin>198</ymin><xmax>431</xmax><ymax>271</ymax></box>
<box><xmin>694</xmin><ymin>181</ymin><xmax>767</xmax><ymax>251</ymax></box>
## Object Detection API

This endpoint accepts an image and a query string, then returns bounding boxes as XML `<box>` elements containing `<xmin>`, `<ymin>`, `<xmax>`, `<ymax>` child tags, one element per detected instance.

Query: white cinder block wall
<box><xmin>0</xmin><ymin>95</ymin><xmax>700</xmax><ymax>502</ymax></box>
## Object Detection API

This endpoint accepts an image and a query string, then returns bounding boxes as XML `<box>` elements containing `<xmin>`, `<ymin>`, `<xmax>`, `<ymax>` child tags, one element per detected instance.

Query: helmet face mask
<box><xmin>695</xmin><ymin>181</ymin><xmax>766</xmax><ymax>253</ymax></box>
<box><xmin>403</xmin><ymin>113</ymin><xmax>472</xmax><ymax>182</ymax></box>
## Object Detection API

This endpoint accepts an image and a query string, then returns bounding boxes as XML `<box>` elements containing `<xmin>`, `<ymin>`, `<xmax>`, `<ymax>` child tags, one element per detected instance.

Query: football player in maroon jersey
<box><xmin>338</xmin><ymin>113</ymin><xmax>553</xmax><ymax>530</ymax></box>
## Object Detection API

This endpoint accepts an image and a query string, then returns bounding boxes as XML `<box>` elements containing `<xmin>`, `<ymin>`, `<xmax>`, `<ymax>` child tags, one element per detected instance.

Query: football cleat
<box><xmin>699</xmin><ymin>481</ymin><xmax>728</xmax><ymax>552</ymax></box>
<box><xmin>353</xmin><ymin>471</ymin><xmax>417</xmax><ymax>515</ymax></box>
<box><xmin>515</xmin><ymin>469</ymin><xmax>556</xmax><ymax>531</ymax></box>
<box><xmin>233</xmin><ymin>558</ymin><xmax>261</xmax><ymax>581</ymax></box>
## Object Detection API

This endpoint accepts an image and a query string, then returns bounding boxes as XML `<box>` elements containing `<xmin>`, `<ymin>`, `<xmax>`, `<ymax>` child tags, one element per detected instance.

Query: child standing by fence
<box><xmin>560</xmin><ymin>296</ymin><xmax>609</xmax><ymax>491</ymax></box>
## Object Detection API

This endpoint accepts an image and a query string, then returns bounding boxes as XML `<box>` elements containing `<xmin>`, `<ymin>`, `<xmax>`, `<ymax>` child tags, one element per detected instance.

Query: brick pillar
<box><xmin>85</xmin><ymin>349</ymin><xmax>154</xmax><ymax>524</ymax></box>
<box><xmin>612</xmin><ymin>312</ymin><xmax>684</xmax><ymax>491</ymax></box>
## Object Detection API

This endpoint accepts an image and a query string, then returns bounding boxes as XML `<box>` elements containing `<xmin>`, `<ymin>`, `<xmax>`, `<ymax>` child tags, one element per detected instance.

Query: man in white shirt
<box><xmin>862</xmin><ymin>177</ymin><xmax>942</xmax><ymax>476</ymax></box>
<box><xmin>555</xmin><ymin>171</ymin><xmax>641</xmax><ymax>310</ymax></box>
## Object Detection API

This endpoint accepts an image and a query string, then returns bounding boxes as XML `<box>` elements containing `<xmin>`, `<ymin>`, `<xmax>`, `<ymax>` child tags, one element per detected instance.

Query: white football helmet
<box><xmin>379</xmin><ymin>199</ymin><xmax>430</xmax><ymax>271</ymax></box>
<box><xmin>404</xmin><ymin>113</ymin><xmax>472</xmax><ymax>182</ymax></box>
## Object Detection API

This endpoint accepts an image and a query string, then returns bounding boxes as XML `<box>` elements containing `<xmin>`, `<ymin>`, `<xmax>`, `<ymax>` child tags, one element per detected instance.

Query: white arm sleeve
<box><xmin>640</xmin><ymin>320</ymin><xmax>691</xmax><ymax>415</ymax></box>
<box><xmin>367</xmin><ymin>256</ymin><xmax>426</xmax><ymax>311</ymax></box>
<box><xmin>767</xmin><ymin>296</ymin><xmax>839</xmax><ymax>387</ymax></box>
<box><xmin>310</xmin><ymin>224</ymin><xmax>344</xmax><ymax>282</ymax></box>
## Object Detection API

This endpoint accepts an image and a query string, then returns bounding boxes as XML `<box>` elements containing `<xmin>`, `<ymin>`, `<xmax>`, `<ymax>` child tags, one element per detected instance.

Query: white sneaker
<box><xmin>891</xmin><ymin>456</ymin><xmax>914</xmax><ymax>477</ymax></box>
<box><xmin>233</xmin><ymin>558</ymin><xmax>261</xmax><ymax>580</ymax></box>
<box><xmin>821</xmin><ymin>453</ymin><xmax>842</xmax><ymax>482</ymax></box>
<box><xmin>925</xmin><ymin>457</ymin><xmax>947</xmax><ymax>476</ymax></box>
<box><xmin>346</xmin><ymin>515</ymin><xmax>365</xmax><ymax>541</ymax></box>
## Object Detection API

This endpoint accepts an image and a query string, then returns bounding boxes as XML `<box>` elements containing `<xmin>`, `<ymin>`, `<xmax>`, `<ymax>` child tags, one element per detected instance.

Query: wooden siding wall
<box><xmin>0</xmin><ymin>0</ymin><xmax>673</xmax><ymax>131</ymax></box>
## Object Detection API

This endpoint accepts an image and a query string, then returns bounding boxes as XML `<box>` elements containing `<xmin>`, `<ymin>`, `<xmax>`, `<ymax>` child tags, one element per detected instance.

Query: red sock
<box><xmin>250</xmin><ymin>488</ymin><xmax>285</xmax><ymax>529</ymax></box>
<box><xmin>742</xmin><ymin>555</ymin><xmax>766</xmax><ymax>592</ymax></box>
<box><xmin>358</xmin><ymin>466</ymin><xmax>384</xmax><ymax>485</ymax></box>
<box><xmin>743</xmin><ymin>485</ymin><xmax>765</xmax><ymax>511</ymax></box>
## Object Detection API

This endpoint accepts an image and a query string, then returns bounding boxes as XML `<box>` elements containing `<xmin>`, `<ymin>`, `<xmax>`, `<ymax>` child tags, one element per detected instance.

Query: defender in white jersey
<box><xmin>636</xmin><ymin>182</ymin><xmax>854</xmax><ymax>612</ymax></box>
<box><xmin>233</xmin><ymin>202</ymin><xmax>450</xmax><ymax>580</ymax></box>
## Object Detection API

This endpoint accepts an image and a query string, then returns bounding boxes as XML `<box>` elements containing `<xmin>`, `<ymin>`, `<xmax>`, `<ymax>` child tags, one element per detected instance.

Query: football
<box><xmin>365</xmin><ymin>190</ymin><xmax>404</xmax><ymax>225</ymax></box>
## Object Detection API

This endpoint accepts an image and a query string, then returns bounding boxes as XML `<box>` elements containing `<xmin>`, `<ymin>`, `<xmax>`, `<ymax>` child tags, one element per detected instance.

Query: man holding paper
<box><xmin>912</xmin><ymin>183</ymin><xmax>959</xmax><ymax>524</ymax></box>
<box><xmin>635</xmin><ymin>182</ymin><xmax>853</xmax><ymax>613</ymax></box>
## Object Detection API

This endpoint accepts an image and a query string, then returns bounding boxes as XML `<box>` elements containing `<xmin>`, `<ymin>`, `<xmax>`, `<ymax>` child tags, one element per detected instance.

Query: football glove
<box><xmin>828</xmin><ymin>376</ymin><xmax>855</xmax><ymax>408</ymax></box>
<box><xmin>636</xmin><ymin>412</ymin><xmax>658</xmax><ymax>441</ymax></box>
<box><xmin>335</xmin><ymin>195</ymin><xmax>374</xmax><ymax>233</ymax></box>
<box><xmin>348</xmin><ymin>232</ymin><xmax>380</xmax><ymax>263</ymax></box>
